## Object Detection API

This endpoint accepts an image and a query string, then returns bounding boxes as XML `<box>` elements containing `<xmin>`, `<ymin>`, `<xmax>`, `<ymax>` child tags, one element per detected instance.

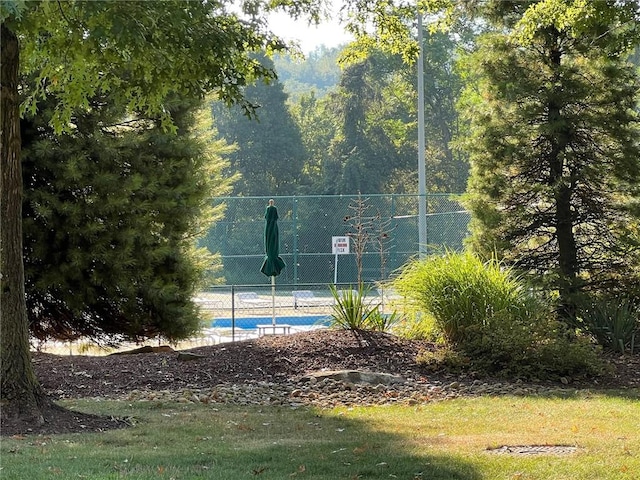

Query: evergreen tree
<box><xmin>323</xmin><ymin>53</ymin><xmax>411</xmax><ymax>194</ymax></box>
<box><xmin>289</xmin><ymin>91</ymin><xmax>341</xmax><ymax>194</ymax></box>
<box><xmin>460</xmin><ymin>0</ymin><xmax>640</xmax><ymax>316</ymax></box>
<box><xmin>273</xmin><ymin>46</ymin><xmax>343</xmax><ymax>101</ymax></box>
<box><xmin>2</xmin><ymin>0</ymin><xmax>322</xmax><ymax>428</ymax></box>
<box><xmin>21</xmin><ymin>93</ymin><xmax>232</xmax><ymax>344</ymax></box>
<box><xmin>212</xmin><ymin>54</ymin><xmax>308</xmax><ymax>196</ymax></box>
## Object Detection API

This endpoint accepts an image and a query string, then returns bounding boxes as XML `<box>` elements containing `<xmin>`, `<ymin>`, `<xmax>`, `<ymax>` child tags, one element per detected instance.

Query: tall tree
<box><xmin>327</xmin><ymin>53</ymin><xmax>413</xmax><ymax>194</ymax></box>
<box><xmin>289</xmin><ymin>91</ymin><xmax>341</xmax><ymax>194</ymax></box>
<box><xmin>21</xmin><ymin>93</ymin><xmax>233</xmax><ymax>344</ymax></box>
<box><xmin>212</xmin><ymin>54</ymin><xmax>308</xmax><ymax>196</ymax></box>
<box><xmin>1</xmin><ymin>0</ymin><xmax>320</xmax><ymax>430</ymax></box>
<box><xmin>460</xmin><ymin>0</ymin><xmax>640</xmax><ymax>317</ymax></box>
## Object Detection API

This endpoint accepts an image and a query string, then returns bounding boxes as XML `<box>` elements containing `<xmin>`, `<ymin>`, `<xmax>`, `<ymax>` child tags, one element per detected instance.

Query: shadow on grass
<box><xmin>0</xmin><ymin>401</ymin><xmax>482</xmax><ymax>480</ymax></box>
<box><xmin>237</xmin><ymin>408</ymin><xmax>482</xmax><ymax>480</ymax></box>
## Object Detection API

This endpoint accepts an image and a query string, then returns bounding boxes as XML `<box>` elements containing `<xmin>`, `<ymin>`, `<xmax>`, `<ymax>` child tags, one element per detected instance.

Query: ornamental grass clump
<box><xmin>392</xmin><ymin>250</ymin><xmax>527</xmax><ymax>343</ymax></box>
<box><xmin>392</xmin><ymin>251</ymin><xmax>605</xmax><ymax>380</ymax></box>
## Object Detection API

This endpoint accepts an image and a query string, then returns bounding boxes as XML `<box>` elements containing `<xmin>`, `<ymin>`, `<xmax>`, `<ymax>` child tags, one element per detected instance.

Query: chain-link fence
<box><xmin>200</xmin><ymin>194</ymin><xmax>470</xmax><ymax>286</ymax></box>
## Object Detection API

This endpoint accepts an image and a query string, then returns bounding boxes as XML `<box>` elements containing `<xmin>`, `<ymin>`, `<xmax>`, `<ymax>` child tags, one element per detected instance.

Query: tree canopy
<box><xmin>460</xmin><ymin>0</ymin><xmax>640</xmax><ymax>316</ymax></box>
<box><xmin>1</xmin><ymin>0</ymin><xmax>322</xmax><ymax>430</ymax></box>
<box><xmin>212</xmin><ymin>54</ymin><xmax>309</xmax><ymax>196</ymax></box>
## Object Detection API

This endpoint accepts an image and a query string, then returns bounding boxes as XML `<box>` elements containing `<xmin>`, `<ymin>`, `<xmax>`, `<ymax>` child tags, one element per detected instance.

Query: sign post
<box><xmin>332</xmin><ymin>236</ymin><xmax>350</xmax><ymax>284</ymax></box>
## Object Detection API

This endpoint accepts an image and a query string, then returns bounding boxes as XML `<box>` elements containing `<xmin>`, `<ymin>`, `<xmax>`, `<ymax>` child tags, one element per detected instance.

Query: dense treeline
<box><xmin>211</xmin><ymin>0</ymin><xmax>640</xmax><ymax>321</ymax></box>
<box><xmin>213</xmin><ymin>27</ymin><xmax>470</xmax><ymax>197</ymax></box>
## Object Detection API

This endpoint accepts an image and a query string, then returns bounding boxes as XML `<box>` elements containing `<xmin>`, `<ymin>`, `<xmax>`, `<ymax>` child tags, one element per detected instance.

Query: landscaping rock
<box><xmin>302</xmin><ymin>370</ymin><xmax>406</xmax><ymax>386</ymax></box>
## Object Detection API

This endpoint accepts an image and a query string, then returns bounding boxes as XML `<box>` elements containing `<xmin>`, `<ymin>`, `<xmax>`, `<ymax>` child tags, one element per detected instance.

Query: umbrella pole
<box><xmin>271</xmin><ymin>275</ymin><xmax>276</xmax><ymax>326</ymax></box>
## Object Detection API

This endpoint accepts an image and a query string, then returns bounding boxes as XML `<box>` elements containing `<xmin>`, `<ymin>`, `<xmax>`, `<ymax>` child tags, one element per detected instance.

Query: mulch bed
<box><xmin>2</xmin><ymin>329</ymin><xmax>638</xmax><ymax>436</ymax></box>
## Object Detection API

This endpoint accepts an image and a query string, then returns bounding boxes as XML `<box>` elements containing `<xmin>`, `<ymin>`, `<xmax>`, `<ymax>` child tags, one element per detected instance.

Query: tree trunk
<box><xmin>1</xmin><ymin>23</ymin><xmax>46</xmax><ymax>426</ymax></box>
<box><xmin>546</xmin><ymin>40</ymin><xmax>579</xmax><ymax>319</ymax></box>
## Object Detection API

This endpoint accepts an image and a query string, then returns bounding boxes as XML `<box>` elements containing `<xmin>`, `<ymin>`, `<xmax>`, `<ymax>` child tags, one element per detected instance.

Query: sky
<box><xmin>267</xmin><ymin>6</ymin><xmax>354</xmax><ymax>53</ymax></box>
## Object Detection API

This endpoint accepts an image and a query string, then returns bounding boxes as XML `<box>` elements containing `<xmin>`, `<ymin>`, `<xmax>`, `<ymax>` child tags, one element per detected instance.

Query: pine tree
<box><xmin>461</xmin><ymin>1</ymin><xmax>640</xmax><ymax>316</ymax></box>
<box><xmin>21</xmin><ymin>93</ymin><xmax>232</xmax><ymax>344</ymax></box>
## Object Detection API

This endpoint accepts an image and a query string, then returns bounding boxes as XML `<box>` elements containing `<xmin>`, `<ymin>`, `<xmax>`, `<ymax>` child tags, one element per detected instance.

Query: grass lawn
<box><xmin>1</xmin><ymin>390</ymin><xmax>638</xmax><ymax>479</ymax></box>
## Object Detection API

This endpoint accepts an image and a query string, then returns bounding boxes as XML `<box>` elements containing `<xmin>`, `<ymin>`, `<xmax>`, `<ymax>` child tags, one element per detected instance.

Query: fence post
<box><xmin>390</xmin><ymin>195</ymin><xmax>396</xmax><ymax>280</ymax></box>
<box><xmin>425</xmin><ymin>193</ymin><xmax>429</xmax><ymax>256</ymax></box>
<box><xmin>292</xmin><ymin>197</ymin><xmax>298</xmax><ymax>286</ymax></box>
<box><xmin>231</xmin><ymin>284</ymin><xmax>236</xmax><ymax>342</ymax></box>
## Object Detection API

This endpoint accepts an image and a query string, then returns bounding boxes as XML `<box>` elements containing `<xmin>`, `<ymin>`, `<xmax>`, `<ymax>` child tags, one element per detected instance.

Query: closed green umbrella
<box><xmin>261</xmin><ymin>199</ymin><xmax>285</xmax><ymax>326</ymax></box>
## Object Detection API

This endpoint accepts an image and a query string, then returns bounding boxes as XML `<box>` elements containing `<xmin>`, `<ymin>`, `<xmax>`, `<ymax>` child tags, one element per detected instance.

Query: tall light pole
<box><xmin>417</xmin><ymin>9</ymin><xmax>427</xmax><ymax>257</ymax></box>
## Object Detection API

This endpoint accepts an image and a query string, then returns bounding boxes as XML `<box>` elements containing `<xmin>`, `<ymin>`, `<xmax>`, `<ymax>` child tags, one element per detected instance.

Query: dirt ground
<box><xmin>2</xmin><ymin>329</ymin><xmax>638</xmax><ymax>436</ymax></box>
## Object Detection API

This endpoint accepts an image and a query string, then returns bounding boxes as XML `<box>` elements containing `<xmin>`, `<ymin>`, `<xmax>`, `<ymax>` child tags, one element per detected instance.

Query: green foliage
<box><xmin>273</xmin><ymin>46</ymin><xmax>343</xmax><ymax>101</ymax></box>
<box><xmin>392</xmin><ymin>251</ymin><xmax>606</xmax><ymax>380</ymax></box>
<box><xmin>392</xmin><ymin>312</ymin><xmax>439</xmax><ymax>341</ymax></box>
<box><xmin>287</xmin><ymin>91</ymin><xmax>340</xmax><ymax>195</ymax></box>
<box><xmin>341</xmin><ymin>0</ymin><xmax>457</xmax><ymax>65</ymax></box>
<box><xmin>392</xmin><ymin>250</ymin><xmax>527</xmax><ymax>343</ymax></box>
<box><xmin>416</xmin><ymin>345</ymin><xmax>470</xmax><ymax>371</ymax></box>
<box><xmin>21</xmin><ymin>92</ymin><xmax>232</xmax><ymax>343</ymax></box>
<box><xmin>574</xmin><ymin>296</ymin><xmax>640</xmax><ymax>354</ymax></box>
<box><xmin>329</xmin><ymin>285</ymin><xmax>380</xmax><ymax>330</ymax></box>
<box><xmin>14</xmin><ymin>0</ymin><xmax>311</xmax><ymax>129</ymax></box>
<box><xmin>459</xmin><ymin>1</ymin><xmax>640</xmax><ymax>315</ymax></box>
<box><xmin>459</xmin><ymin>307</ymin><xmax>607</xmax><ymax>380</ymax></box>
<box><xmin>212</xmin><ymin>54</ymin><xmax>308</xmax><ymax>196</ymax></box>
<box><xmin>0</xmin><ymin>0</ymin><xmax>26</xmax><ymax>22</ymax></box>
<box><xmin>285</xmin><ymin>34</ymin><xmax>469</xmax><ymax>196</ymax></box>
<box><xmin>366</xmin><ymin>309</ymin><xmax>404</xmax><ymax>333</ymax></box>
<box><xmin>329</xmin><ymin>289</ymin><xmax>402</xmax><ymax>332</ymax></box>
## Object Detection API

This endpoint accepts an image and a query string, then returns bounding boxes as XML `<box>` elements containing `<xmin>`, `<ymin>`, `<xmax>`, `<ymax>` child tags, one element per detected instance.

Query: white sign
<box><xmin>332</xmin><ymin>236</ymin><xmax>350</xmax><ymax>255</ymax></box>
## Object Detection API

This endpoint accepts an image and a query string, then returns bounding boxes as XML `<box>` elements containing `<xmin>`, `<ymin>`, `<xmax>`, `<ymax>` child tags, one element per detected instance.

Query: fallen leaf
<box><xmin>290</xmin><ymin>465</ymin><xmax>306</xmax><ymax>476</ymax></box>
<box><xmin>252</xmin><ymin>466</ymin><xmax>267</xmax><ymax>475</ymax></box>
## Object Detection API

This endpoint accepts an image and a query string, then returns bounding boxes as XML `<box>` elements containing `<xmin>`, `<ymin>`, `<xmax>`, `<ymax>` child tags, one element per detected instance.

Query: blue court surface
<box><xmin>209</xmin><ymin>315</ymin><xmax>332</xmax><ymax>329</ymax></box>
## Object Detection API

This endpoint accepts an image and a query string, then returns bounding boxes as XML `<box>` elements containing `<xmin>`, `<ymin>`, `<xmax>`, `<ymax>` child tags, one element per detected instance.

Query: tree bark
<box><xmin>1</xmin><ymin>23</ymin><xmax>46</xmax><ymax>426</ymax></box>
<box><xmin>546</xmin><ymin>39</ymin><xmax>579</xmax><ymax>319</ymax></box>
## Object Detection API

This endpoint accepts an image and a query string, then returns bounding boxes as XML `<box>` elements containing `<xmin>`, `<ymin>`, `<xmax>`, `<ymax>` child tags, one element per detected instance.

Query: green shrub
<box><xmin>460</xmin><ymin>310</ymin><xmax>608</xmax><ymax>380</ymax></box>
<box><xmin>416</xmin><ymin>346</ymin><xmax>471</xmax><ymax>372</ymax></box>
<box><xmin>366</xmin><ymin>309</ymin><xmax>404</xmax><ymax>332</ymax></box>
<box><xmin>391</xmin><ymin>251</ymin><xmax>606</xmax><ymax>380</ymax></box>
<box><xmin>328</xmin><ymin>284</ymin><xmax>379</xmax><ymax>330</ymax></box>
<box><xmin>574</xmin><ymin>296</ymin><xmax>639</xmax><ymax>354</ymax></box>
<box><xmin>391</xmin><ymin>250</ymin><xmax>529</xmax><ymax>343</ymax></box>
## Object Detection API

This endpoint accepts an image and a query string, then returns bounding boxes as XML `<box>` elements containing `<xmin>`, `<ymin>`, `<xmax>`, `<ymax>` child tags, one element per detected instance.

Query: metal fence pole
<box><xmin>231</xmin><ymin>284</ymin><xmax>235</xmax><ymax>342</ymax></box>
<box><xmin>292</xmin><ymin>197</ymin><xmax>298</xmax><ymax>286</ymax></box>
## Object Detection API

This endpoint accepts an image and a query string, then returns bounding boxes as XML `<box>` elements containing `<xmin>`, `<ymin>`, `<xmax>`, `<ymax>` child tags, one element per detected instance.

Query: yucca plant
<box><xmin>329</xmin><ymin>284</ymin><xmax>379</xmax><ymax>330</ymax></box>
<box><xmin>366</xmin><ymin>309</ymin><xmax>404</xmax><ymax>332</ymax></box>
<box><xmin>577</xmin><ymin>297</ymin><xmax>639</xmax><ymax>354</ymax></box>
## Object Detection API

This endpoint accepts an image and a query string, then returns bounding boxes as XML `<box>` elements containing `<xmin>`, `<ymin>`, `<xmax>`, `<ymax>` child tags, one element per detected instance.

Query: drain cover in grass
<box><xmin>487</xmin><ymin>445</ymin><xmax>578</xmax><ymax>455</ymax></box>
